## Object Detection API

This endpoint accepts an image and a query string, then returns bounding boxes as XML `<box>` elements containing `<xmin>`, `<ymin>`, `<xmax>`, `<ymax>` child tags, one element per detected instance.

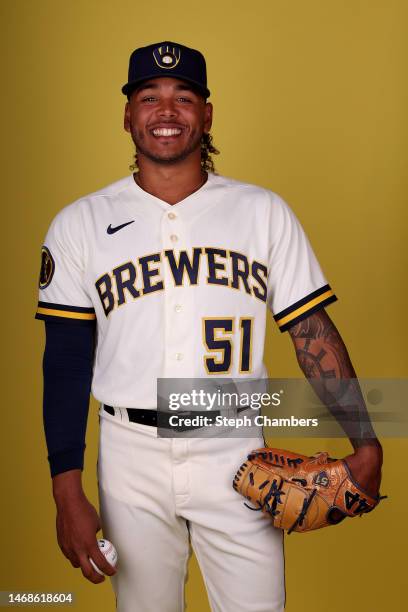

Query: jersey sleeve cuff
<box><xmin>48</xmin><ymin>447</ymin><xmax>85</xmax><ymax>478</ymax></box>
<box><xmin>273</xmin><ymin>284</ymin><xmax>338</xmax><ymax>332</ymax></box>
<box><xmin>35</xmin><ymin>301</ymin><xmax>96</xmax><ymax>323</ymax></box>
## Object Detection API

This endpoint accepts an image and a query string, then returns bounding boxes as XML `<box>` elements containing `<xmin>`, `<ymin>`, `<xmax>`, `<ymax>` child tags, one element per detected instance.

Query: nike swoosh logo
<box><xmin>107</xmin><ymin>221</ymin><xmax>135</xmax><ymax>235</ymax></box>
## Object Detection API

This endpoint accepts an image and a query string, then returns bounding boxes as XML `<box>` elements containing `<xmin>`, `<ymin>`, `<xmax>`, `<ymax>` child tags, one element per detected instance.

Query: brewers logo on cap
<box><xmin>39</xmin><ymin>246</ymin><xmax>55</xmax><ymax>289</ymax></box>
<box><xmin>152</xmin><ymin>45</ymin><xmax>181</xmax><ymax>69</ymax></box>
<box><xmin>122</xmin><ymin>41</ymin><xmax>210</xmax><ymax>98</ymax></box>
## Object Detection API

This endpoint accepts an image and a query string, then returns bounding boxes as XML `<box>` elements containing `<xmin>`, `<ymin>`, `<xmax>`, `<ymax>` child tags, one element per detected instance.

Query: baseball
<box><xmin>89</xmin><ymin>538</ymin><xmax>118</xmax><ymax>575</ymax></box>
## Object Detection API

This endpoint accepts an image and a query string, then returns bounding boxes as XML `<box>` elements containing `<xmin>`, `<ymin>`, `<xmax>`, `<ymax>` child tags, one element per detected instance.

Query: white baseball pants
<box><xmin>97</xmin><ymin>409</ymin><xmax>285</xmax><ymax>612</ymax></box>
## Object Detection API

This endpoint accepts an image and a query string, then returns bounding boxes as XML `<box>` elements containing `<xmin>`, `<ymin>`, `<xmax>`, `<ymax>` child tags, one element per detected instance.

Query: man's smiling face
<box><xmin>124</xmin><ymin>77</ymin><xmax>213</xmax><ymax>165</ymax></box>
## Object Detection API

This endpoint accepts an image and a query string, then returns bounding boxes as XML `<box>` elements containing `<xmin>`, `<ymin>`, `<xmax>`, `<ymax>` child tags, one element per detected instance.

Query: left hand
<box><xmin>343</xmin><ymin>443</ymin><xmax>383</xmax><ymax>498</ymax></box>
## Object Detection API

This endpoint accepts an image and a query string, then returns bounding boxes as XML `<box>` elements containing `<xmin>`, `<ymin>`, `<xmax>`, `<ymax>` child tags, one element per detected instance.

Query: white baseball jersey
<box><xmin>36</xmin><ymin>172</ymin><xmax>337</xmax><ymax>408</ymax></box>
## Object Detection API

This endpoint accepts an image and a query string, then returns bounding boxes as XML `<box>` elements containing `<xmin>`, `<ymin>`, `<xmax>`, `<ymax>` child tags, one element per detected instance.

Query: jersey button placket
<box><xmin>161</xmin><ymin>210</ymin><xmax>193</xmax><ymax>378</ymax></box>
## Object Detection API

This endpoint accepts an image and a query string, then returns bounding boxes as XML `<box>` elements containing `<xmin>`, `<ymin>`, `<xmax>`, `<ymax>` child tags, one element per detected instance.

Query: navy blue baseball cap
<box><xmin>122</xmin><ymin>41</ymin><xmax>210</xmax><ymax>99</ymax></box>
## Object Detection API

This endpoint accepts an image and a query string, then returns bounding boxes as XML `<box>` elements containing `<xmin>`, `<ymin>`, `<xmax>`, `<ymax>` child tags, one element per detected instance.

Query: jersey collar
<box><xmin>126</xmin><ymin>171</ymin><xmax>219</xmax><ymax>218</ymax></box>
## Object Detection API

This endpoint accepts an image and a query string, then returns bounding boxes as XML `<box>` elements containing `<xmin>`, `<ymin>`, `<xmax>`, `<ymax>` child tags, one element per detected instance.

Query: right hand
<box><xmin>53</xmin><ymin>473</ymin><xmax>117</xmax><ymax>584</ymax></box>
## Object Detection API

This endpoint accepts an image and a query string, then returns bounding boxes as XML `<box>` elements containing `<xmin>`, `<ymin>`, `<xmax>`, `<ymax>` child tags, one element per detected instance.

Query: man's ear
<box><xmin>203</xmin><ymin>101</ymin><xmax>213</xmax><ymax>134</ymax></box>
<box><xmin>124</xmin><ymin>102</ymin><xmax>131</xmax><ymax>132</ymax></box>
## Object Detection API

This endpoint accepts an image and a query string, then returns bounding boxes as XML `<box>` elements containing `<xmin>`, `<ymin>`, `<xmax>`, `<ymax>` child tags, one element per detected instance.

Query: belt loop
<box><xmin>117</xmin><ymin>407</ymin><xmax>126</xmax><ymax>422</ymax></box>
<box><xmin>103</xmin><ymin>404</ymin><xmax>124</xmax><ymax>422</ymax></box>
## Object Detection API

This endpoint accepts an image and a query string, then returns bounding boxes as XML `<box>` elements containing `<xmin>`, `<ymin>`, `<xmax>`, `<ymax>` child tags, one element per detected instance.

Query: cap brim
<box><xmin>122</xmin><ymin>74</ymin><xmax>210</xmax><ymax>99</ymax></box>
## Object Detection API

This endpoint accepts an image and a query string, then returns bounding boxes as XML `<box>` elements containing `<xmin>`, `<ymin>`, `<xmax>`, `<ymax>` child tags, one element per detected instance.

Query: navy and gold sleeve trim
<box><xmin>274</xmin><ymin>284</ymin><xmax>337</xmax><ymax>332</ymax></box>
<box><xmin>35</xmin><ymin>301</ymin><xmax>96</xmax><ymax>323</ymax></box>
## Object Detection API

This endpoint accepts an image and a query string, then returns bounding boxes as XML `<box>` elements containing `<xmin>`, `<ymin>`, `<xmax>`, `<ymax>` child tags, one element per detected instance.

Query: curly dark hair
<box><xmin>129</xmin><ymin>132</ymin><xmax>220</xmax><ymax>173</ymax></box>
<box><xmin>200</xmin><ymin>132</ymin><xmax>220</xmax><ymax>173</ymax></box>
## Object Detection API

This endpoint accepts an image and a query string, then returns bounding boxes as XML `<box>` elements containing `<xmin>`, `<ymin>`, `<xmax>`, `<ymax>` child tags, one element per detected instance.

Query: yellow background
<box><xmin>1</xmin><ymin>0</ymin><xmax>407</xmax><ymax>610</ymax></box>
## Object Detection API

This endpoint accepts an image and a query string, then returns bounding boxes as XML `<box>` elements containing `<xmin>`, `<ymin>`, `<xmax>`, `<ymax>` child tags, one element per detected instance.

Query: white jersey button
<box><xmin>174</xmin><ymin>304</ymin><xmax>182</xmax><ymax>313</ymax></box>
<box><xmin>168</xmin><ymin>212</ymin><xmax>176</xmax><ymax>220</ymax></box>
<box><xmin>175</xmin><ymin>352</ymin><xmax>184</xmax><ymax>361</ymax></box>
<box><xmin>170</xmin><ymin>234</ymin><xmax>178</xmax><ymax>242</ymax></box>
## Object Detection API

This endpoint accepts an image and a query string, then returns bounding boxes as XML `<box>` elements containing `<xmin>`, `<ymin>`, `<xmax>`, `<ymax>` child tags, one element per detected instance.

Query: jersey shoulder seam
<box><xmin>71</xmin><ymin>176</ymin><xmax>133</xmax><ymax>205</ymax></box>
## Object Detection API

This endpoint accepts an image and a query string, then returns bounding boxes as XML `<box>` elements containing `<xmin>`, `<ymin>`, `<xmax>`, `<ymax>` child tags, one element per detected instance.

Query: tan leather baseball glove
<box><xmin>233</xmin><ymin>447</ymin><xmax>385</xmax><ymax>533</ymax></box>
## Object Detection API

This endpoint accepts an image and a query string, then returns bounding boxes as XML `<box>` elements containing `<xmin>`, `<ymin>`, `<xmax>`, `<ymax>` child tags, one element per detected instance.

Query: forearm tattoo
<box><xmin>288</xmin><ymin>310</ymin><xmax>378</xmax><ymax>448</ymax></box>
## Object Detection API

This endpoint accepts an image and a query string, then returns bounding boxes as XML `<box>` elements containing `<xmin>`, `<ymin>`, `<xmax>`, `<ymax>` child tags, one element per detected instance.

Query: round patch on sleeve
<box><xmin>39</xmin><ymin>246</ymin><xmax>55</xmax><ymax>289</ymax></box>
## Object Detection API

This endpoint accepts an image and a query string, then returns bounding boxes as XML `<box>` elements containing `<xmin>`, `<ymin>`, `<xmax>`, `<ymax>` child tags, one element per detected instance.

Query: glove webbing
<box><xmin>244</xmin><ymin>469</ymin><xmax>318</xmax><ymax>534</ymax></box>
<box><xmin>244</xmin><ymin>476</ymin><xmax>286</xmax><ymax>518</ymax></box>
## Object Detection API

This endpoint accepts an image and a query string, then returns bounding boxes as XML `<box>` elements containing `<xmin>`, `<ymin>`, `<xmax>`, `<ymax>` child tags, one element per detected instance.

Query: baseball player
<box><xmin>36</xmin><ymin>42</ymin><xmax>383</xmax><ymax>611</ymax></box>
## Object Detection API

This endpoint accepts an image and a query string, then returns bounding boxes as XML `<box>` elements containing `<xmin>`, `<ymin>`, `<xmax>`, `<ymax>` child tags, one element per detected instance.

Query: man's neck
<box><xmin>134</xmin><ymin>155</ymin><xmax>207</xmax><ymax>205</ymax></box>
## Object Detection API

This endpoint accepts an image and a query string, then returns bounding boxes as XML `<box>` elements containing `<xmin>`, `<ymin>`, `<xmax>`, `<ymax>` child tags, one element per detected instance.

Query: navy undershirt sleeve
<box><xmin>42</xmin><ymin>320</ymin><xmax>96</xmax><ymax>478</ymax></box>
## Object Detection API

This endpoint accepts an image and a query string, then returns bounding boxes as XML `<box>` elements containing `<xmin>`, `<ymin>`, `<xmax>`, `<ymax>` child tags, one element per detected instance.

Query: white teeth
<box><xmin>152</xmin><ymin>127</ymin><xmax>182</xmax><ymax>136</ymax></box>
